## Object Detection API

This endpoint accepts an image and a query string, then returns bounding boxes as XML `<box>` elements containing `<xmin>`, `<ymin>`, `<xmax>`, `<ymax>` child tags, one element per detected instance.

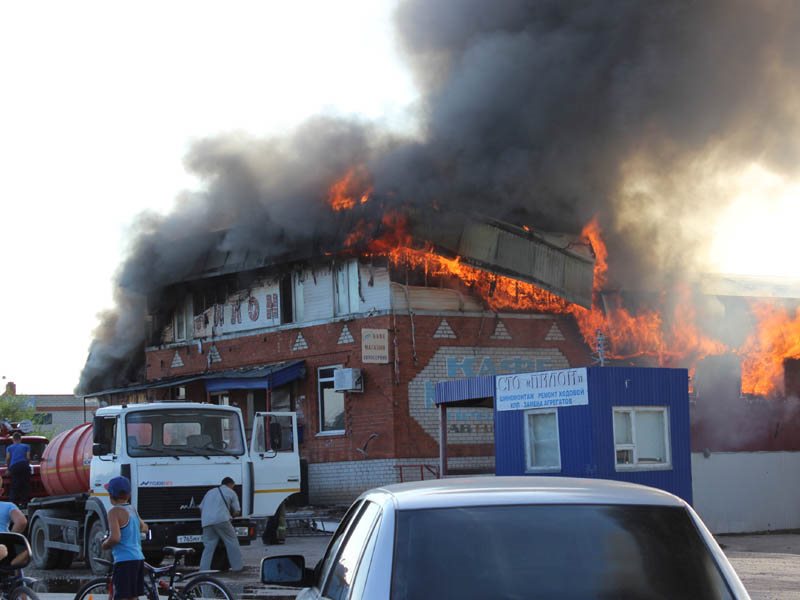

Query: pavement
<box><xmin>22</xmin><ymin>531</ymin><xmax>800</xmax><ymax>599</ymax></box>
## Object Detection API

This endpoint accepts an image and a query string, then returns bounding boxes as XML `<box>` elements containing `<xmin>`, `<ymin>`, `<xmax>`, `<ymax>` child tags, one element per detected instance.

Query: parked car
<box><xmin>261</xmin><ymin>476</ymin><xmax>750</xmax><ymax>599</ymax></box>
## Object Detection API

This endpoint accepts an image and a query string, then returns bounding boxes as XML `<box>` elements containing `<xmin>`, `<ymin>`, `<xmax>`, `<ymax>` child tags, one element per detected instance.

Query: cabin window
<box><xmin>524</xmin><ymin>409</ymin><xmax>561</xmax><ymax>472</ymax></box>
<box><xmin>613</xmin><ymin>407</ymin><xmax>671</xmax><ymax>470</ymax></box>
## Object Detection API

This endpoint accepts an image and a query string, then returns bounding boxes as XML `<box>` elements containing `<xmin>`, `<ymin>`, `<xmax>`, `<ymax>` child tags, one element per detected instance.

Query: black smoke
<box><xmin>78</xmin><ymin>0</ymin><xmax>800</xmax><ymax>394</ymax></box>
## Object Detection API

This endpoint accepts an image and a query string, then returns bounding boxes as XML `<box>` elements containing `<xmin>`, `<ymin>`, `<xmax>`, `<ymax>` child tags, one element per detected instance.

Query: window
<box><xmin>126</xmin><ymin>408</ymin><xmax>245</xmax><ymax>457</ymax></box>
<box><xmin>173</xmin><ymin>296</ymin><xmax>192</xmax><ymax>341</ymax></box>
<box><xmin>524</xmin><ymin>409</ymin><xmax>561</xmax><ymax>471</ymax></box>
<box><xmin>613</xmin><ymin>407</ymin><xmax>671</xmax><ymax>469</ymax></box>
<box><xmin>322</xmin><ymin>501</ymin><xmax>382</xmax><ymax>600</ymax></box>
<box><xmin>390</xmin><ymin>505</ymin><xmax>735</xmax><ymax>600</ymax></box>
<box><xmin>334</xmin><ymin>261</ymin><xmax>360</xmax><ymax>316</ymax></box>
<box><xmin>280</xmin><ymin>274</ymin><xmax>294</xmax><ymax>324</ymax></box>
<box><xmin>318</xmin><ymin>366</ymin><xmax>345</xmax><ymax>434</ymax></box>
<box><xmin>32</xmin><ymin>413</ymin><xmax>53</xmax><ymax>425</ymax></box>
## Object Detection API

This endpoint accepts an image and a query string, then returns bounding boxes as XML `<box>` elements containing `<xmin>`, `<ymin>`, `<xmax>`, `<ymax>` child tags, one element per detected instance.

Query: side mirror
<box><xmin>261</xmin><ymin>555</ymin><xmax>309</xmax><ymax>586</ymax></box>
<box><xmin>92</xmin><ymin>443</ymin><xmax>110</xmax><ymax>456</ymax></box>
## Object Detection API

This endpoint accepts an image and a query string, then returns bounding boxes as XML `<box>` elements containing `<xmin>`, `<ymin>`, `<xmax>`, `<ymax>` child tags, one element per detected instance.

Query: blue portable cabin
<box><xmin>434</xmin><ymin>366</ymin><xmax>692</xmax><ymax>503</ymax></box>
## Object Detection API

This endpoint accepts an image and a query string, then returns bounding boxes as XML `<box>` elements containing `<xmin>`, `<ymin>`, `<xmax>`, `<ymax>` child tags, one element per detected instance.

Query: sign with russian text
<box><xmin>362</xmin><ymin>328</ymin><xmax>390</xmax><ymax>364</ymax></box>
<box><xmin>495</xmin><ymin>368</ymin><xmax>588</xmax><ymax>412</ymax></box>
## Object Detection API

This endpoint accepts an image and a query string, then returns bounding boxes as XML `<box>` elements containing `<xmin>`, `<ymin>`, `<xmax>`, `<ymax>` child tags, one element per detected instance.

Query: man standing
<box><xmin>5</xmin><ymin>433</ymin><xmax>30</xmax><ymax>507</ymax></box>
<box><xmin>199</xmin><ymin>477</ymin><xmax>243</xmax><ymax>573</ymax></box>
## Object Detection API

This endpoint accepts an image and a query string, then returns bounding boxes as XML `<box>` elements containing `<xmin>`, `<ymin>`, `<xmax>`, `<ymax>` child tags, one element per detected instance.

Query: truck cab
<box><xmin>29</xmin><ymin>402</ymin><xmax>299</xmax><ymax>573</ymax></box>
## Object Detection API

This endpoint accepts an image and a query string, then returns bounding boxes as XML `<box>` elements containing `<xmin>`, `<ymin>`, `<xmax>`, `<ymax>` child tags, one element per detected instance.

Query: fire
<box><xmin>327</xmin><ymin>168</ymin><xmax>371</xmax><ymax>211</ymax></box>
<box><xmin>327</xmin><ymin>171</ymin><xmax>797</xmax><ymax>398</ymax></box>
<box><xmin>740</xmin><ymin>302</ymin><xmax>800</xmax><ymax>396</ymax></box>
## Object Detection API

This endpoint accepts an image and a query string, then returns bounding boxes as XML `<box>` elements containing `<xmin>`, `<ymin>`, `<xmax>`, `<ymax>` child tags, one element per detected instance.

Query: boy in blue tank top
<box><xmin>101</xmin><ymin>476</ymin><xmax>148</xmax><ymax>600</ymax></box>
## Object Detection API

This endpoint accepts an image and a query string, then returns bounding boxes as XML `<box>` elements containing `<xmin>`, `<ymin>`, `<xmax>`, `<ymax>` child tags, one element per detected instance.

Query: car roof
<box><xmin>368</xmin><ymin>476</ymin><xmax>686</xmax><ymax>511</ymax></box>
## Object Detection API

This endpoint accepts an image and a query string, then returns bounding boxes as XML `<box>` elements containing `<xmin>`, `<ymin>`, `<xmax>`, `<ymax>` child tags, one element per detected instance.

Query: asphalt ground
<box><xmin>22</xmin><ymin>532</ymin><xmax>800</xmax><ymax>599</ymax></box>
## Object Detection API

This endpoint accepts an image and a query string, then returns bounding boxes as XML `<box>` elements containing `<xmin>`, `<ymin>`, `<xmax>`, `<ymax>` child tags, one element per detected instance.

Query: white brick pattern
<box><xmin>337</xmin><ymin>325</ymin><xmax>355</xmax><ymax>345</ymax></box>
<box><xmin>432</xmin><ymin>319</ymin><xmax>457</xmax><ymax>339</ymax></box>
<box><xmin>208</xmin><ymin>344</ymin><xmax>222</xmax><ymax>364</ymax></box>
<box><xmin>171</xmin><ymin>352</ymin><xmax>184</xmax><ymax>368</ymax></box>
<box><xmin>307</xmin><ymin>457</ymin><xmax>496</xmax><ymax>505</ymax></box>
<box><xmin>407</xmin><ymin>346</ymin><xmax>569</xmax><ymax>446</ymax></box>
<box><xmin>490</xmin><ymin>320</ymin><xmax>512</xmax><ymax>339</ymax></box>
<box><xmin>545</xmin><ymin>322</ymin><xmax>565</xmax><ymax>341</ymax></box>
<box><xmin>292</xmin><ymin>332</ymin><xmax>309</xmax><ymax>351</ymax></box>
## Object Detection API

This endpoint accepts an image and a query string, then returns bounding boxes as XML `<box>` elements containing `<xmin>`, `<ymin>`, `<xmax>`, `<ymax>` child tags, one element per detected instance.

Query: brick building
<box><xmin>88</xmin><ymin>219</ymin><xmax>598</xmax><ymax>504</ymax></box>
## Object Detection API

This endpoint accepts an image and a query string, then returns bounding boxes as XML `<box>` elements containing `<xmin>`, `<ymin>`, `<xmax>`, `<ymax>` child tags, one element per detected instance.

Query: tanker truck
<box><xmin>26</xmin><ymin>402</ymin><xmax>299</xmax><ymax>574</ymax></box>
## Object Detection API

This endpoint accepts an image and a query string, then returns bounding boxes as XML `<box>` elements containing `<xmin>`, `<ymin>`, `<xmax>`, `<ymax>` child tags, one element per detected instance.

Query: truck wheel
<box><xmin>30</xmin><ymin>517</ymin><xmax>59</xmax><ymax>570</ymax></box>
<box><xmin>87</xmin><ymin>519</ymin><xmax>112</xmax><ymax>576</ymax></box>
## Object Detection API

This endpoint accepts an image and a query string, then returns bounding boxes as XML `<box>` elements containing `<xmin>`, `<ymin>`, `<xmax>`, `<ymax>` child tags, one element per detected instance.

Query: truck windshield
<box><xmin>125</xmin><ymin>409</ymin><xmax>244</xmax><ymax>457</ymax></box>
<box><xmin>391</xmin><ymin>504</ymin><xmax>735</xmax><ymax>600</ymax></box>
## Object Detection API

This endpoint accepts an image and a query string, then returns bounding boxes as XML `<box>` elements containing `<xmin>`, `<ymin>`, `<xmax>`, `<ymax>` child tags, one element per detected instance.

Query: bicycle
<box><xmin>0</xmin><ymin>532</ymin><xmax>40</xmax><ymax>600</ymax></box>
<box><xmin>74</xmin><ymin>546</ymin><xmax>234</xmax><ymax>600</ymax></box>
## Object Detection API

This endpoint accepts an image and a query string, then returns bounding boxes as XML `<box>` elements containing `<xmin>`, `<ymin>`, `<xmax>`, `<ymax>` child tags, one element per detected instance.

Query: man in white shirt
<box><xmin>198</xmin><ymin>477</ymin><xmax>243</xmax><ymax>572</ymax></box>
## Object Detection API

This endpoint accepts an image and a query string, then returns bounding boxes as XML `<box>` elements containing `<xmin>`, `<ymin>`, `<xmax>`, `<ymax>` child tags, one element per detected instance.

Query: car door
<box><xmin>321</xmin><ymin>500</ymin><xmax>381</xmax><ymax>600</ymax></box>
<box><xmin>249</xmin><ymin>411</ymin><xmax>300</xmax><ymax>517</ymax></box>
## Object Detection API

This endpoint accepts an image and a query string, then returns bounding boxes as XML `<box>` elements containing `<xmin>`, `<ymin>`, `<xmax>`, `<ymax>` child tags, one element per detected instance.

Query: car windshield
<box><xmin>391</xmin><ymin>504</ymin><xmax>734</xmax><ymax>600</ymax></box>
<box><xmin>126</xmin><ymin>409</ymin><xmax>244</xmax><ymax>457</ymax></box>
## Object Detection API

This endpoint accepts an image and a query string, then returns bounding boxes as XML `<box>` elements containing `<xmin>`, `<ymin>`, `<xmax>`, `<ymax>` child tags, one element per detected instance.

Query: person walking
<box><xmin>5</xmin><ymin>433</ymin><xmax>30</xmax><ymax>507</ymax></box>
<box><xmin>101</xmin><ymin>476</ymin><xmax>148</xmax><ymax>600</ymax></box>
<box><xmin>199</xmin><ymin>477</ymin><xmax>243</xmax><ymax>573</ymax></box>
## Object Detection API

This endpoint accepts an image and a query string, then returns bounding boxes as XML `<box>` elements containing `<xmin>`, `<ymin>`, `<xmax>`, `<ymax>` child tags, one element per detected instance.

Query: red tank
<box><xmin>40</xmin><ymin>423</ymin><xmax>93</xmax><ymax>496</ymax></box>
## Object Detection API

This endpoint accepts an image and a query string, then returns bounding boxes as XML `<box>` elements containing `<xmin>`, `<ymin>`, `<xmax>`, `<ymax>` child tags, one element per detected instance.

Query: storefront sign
<box><xmin>362</xmin><ymin>328</ymin><xmax>389</xmax><ymax>363</ymax></box>
<box><xmin>495</xmin><ymin>367</ymin><xmax>588</xmax><ymax>412</ymax></box>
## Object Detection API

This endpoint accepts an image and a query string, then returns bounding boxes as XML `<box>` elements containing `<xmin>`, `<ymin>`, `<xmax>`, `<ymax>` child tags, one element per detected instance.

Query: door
<box><xmin>249</xmin><ymin>412</ymin><xmax>301</xmax><ymax>517</ymax></box>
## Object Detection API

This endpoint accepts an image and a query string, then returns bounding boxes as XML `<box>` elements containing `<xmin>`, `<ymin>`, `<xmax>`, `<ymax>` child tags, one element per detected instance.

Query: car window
<box><xmin>316</xmin><ymin>500</ymin><xmax>363</xmax><ymax>587</ymax></box>
<box><xmin>391</xmin><ymin>504</ymin><xmax>735</xmax><ymax>600</ymax></box>
<box><xmin>322</xmin><ymin>501</ymin><xmax>382</xmax><ymax>600</ymax></box>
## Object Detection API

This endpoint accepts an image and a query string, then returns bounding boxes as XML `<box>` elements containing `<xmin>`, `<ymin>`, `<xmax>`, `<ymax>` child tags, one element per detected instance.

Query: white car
<box><xmin>261</xmin><ymin>477</ymin><xmax>750</xmax><ymax>599</ymax></box>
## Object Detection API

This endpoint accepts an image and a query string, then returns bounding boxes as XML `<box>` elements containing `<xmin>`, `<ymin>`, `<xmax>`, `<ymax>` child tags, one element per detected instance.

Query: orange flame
<box><xmin>739</xmin><ymin>303</ymin><xmax>800</xmax><ymax>396</ymax></box>
<box><xmin>327</xmin><ymin>170</ymin><xmax>796</xmax><ymax>398</ymax></box>
<box><xmin>328</xmin><ymin>168</ymin><xmax>372</xmax><ymax>211</ymax></box>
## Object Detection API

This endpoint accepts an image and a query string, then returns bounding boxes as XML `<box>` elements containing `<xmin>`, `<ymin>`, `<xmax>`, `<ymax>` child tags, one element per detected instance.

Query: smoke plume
<box><xmin>78</xmin><ymin>0</ymin><xmax>800</xmax><ymax>394</ymax></box>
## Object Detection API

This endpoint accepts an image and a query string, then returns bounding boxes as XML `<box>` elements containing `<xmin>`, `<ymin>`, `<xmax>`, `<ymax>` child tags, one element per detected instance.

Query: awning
<box><xmin>203</xmin><ymin>361</ymin><xmax>306</xmax><ymax>392</ymax></box>
<box><xmin>435</xmin><ymin>375</ymin><xmax>495</xmax><ymax>408</ymax></box>
<box><xmin>86</xmin><ymin>360</ymin><xmax>306</xmax><ymax>398</ymax></box>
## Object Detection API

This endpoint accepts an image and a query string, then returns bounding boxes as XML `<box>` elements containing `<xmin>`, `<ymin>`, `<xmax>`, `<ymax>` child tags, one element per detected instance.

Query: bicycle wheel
<box><xmin>10</xmin><ymin>586</ymin><xmax>41</xmax><ymax>600</ymax></box>
<box><xmin>180</xmin><ymin>575</ymin><xmax>235</xmax><ymax>600</ymax></box>
<box><xmin>73</xmin><ymin>577</ymin><xmax>111</xmax><ymax>600</ymax></box>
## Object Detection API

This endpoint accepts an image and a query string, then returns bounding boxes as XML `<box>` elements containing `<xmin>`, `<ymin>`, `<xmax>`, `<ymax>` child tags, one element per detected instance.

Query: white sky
<box><xmin>0</xmin><ymin>1</ymin><xmax>415</xmax><ymax>394</ymax></box>
<box><xmin>1</xmin><ymin>1</ymin><xmax>797</xmax><ymax>394</ymax></box>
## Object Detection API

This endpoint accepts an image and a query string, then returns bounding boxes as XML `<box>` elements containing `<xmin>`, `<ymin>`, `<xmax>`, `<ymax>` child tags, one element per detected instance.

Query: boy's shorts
<box><xmin>112</xmin><ymin>559</ymin><xmax>144</xmax><ymax>599</ymax></box>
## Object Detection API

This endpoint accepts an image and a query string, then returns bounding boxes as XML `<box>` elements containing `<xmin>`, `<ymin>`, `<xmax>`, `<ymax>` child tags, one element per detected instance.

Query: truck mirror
<box><xmin>92</xmin><ymin>442</ymin><xmax>110</xmax><ymax>456</ymax></box>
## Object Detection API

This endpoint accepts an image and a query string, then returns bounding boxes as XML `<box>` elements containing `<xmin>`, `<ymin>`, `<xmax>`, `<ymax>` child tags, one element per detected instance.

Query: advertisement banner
<box><xmin>495</xmin><ymin>367</ymin><xmax>588</xmax><ymax>412</ymax></box>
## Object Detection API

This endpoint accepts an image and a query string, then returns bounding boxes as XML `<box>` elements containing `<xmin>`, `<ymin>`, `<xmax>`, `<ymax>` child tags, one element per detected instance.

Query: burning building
<box><xmin>79</xmin><ymin>0</ymin><xmax>800</xmax><ymax>523</ymax></box>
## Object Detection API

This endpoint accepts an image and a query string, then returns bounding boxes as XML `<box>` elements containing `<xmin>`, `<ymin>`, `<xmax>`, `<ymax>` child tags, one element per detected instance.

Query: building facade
<box><xmin>134</xmin><ymin>258</ymin><xmax>592</xmax><ymax>504</ymax></box>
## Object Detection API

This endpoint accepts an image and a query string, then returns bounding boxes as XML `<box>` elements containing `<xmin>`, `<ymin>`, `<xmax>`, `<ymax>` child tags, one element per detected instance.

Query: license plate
<box><xmin>235</xmin><ymin>527</ymin><xmax>249</xmax><ymax>537</ymax></box>
<box><xmin>177</xmin><ymin>535</ymin><xmax>203</xmax><ymax>544</ymax></box>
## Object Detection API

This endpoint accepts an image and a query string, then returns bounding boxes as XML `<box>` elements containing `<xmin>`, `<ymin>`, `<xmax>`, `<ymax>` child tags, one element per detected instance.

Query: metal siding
<box><xmin>493</xmin><ymin>367</ymin><xmax>692</xmax><ymax>503</ymax></box>
<box><xmin>587</xmin><ymin>367</ymin><xmax>693</xmax><ymax>503</ymax></box>
<box><xmin>435</xmin><ymin>376</ymin><xmax>495</xmax><ymax>405</ymax></box>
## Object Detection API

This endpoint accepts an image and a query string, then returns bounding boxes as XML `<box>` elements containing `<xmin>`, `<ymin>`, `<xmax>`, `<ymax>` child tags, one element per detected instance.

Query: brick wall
<box><xmin>145</xmin><ymin>312</ymin><xmax>591</xmax><ymax>501</ymax></box>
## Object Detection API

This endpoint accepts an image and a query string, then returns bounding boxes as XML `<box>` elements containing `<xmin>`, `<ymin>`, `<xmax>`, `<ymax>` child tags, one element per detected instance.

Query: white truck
<box><xmin>28</xmin><ymin>402</ymin><xmax>299</xmax><ymax>574</ymax></box>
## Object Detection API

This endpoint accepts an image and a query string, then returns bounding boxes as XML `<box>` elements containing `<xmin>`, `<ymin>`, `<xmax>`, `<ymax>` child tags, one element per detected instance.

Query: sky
<box><xmin>1</xmin><ymin>1</ymin><xmax>799</xmax><ymax>395</ymax></box>
<box><xmin>0</xmin><ymin>1</ymin><xmax>415</xmax><ymax>394</ymax></box>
